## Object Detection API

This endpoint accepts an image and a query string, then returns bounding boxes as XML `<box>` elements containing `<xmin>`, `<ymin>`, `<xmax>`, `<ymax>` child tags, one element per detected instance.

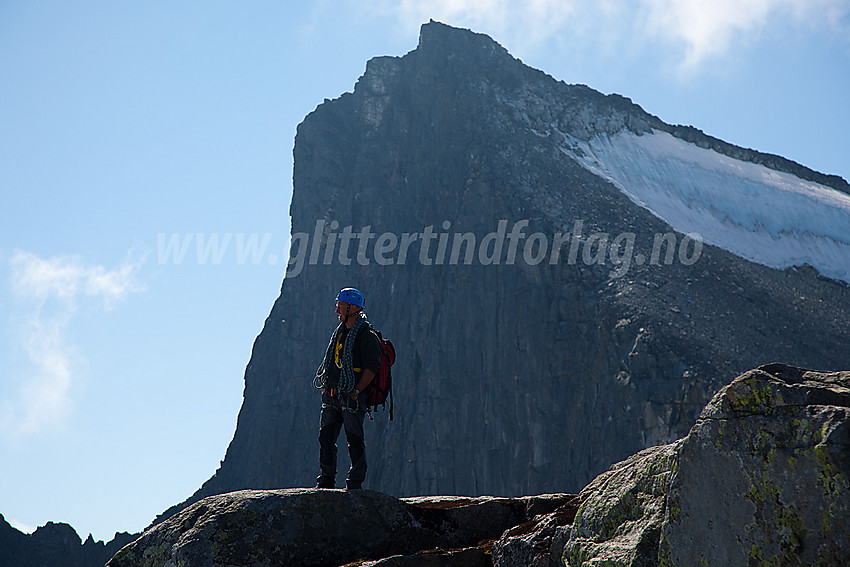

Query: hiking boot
<box><xmin>345</xmin><ymin>483</ymin><xmax>362</xmax><ymax>490</ymax></box>
<box><xmin>315</xmin><ymin>478</ymin><xmax>335</xmax><ymax>489</ymax></box>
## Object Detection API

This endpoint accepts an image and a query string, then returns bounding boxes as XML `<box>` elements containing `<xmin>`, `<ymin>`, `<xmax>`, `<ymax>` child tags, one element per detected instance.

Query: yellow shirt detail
<box><xmin>334</xmin><ymin>331</ymin><xmax>362</xmax><ymax>372</ymax></box>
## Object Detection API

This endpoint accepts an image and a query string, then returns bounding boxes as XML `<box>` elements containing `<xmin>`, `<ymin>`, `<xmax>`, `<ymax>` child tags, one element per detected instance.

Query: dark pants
<box><xmin>317</xmin><ymin>390</ymin><xmax>367</xmax><ymax>488</ymax></box>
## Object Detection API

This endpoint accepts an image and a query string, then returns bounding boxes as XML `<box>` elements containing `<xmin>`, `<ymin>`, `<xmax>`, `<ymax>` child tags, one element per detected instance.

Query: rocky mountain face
<box><xmin>0</xmin><ymin>515</ymin><xmax>135</xmax><ymax>567</ymax></box>
<box><xmin>161</xmin><ymin>21</ymin><xmax>850</xmax><ymax>519</ymax></box>
<box><xmin>108</xmin><ymin>364</ymin><xmax>849</xmax><ymax>566</ymax></box>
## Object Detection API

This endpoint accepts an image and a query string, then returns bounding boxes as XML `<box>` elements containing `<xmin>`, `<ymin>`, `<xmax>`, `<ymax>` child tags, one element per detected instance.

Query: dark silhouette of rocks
<box><xmin>0</xmin><ymin>515</ymin><xmax>136</xmax><ymax>567</ymax></box>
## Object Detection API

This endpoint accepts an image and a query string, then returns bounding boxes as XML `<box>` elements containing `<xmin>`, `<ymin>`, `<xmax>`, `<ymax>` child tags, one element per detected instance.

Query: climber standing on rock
<box><xmin>313</xmin><ymin>287</ymin><xmax>382</xmax><ymax>490</ymax></box>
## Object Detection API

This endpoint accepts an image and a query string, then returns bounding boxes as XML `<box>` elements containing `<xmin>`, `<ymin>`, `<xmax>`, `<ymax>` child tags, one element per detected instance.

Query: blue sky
<box><xmin>1</xmin><ymin>0</ymin><xmax>848</xmax><ymax>542</ymax></box>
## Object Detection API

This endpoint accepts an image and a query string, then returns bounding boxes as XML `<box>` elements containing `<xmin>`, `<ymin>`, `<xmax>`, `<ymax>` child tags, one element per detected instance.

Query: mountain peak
<box><xmin>417</xmin><ymin>20</ymin><xmax>513</xmax><ymax>62</ymax></box>
<box><xmin>389</xmin><ymin>21</ymin><xmax>850</xmax><ymax>197</ymax></box>
<box><xmin>357</xmin><ymin>19</ymin><xmax>524</xmax><ymax>98</ymax></box>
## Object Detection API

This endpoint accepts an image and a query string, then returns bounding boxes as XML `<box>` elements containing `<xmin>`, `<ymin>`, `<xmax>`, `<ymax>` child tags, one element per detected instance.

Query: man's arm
<box><xmin>349</xmin><ymin>328</ymin><xmax>381</xmax><ymax>399</ymax></box>
<box><xmin>350</xmin><ymin>369</ymin><xmax>375</xmax><ymax>400</ymax></box>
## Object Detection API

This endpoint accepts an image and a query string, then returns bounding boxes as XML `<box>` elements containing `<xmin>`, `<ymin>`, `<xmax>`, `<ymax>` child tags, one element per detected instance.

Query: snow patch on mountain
<box><xmin>560</xmin><ymin>129</ymin><xmax>850</xmax><ymax>283</ymax></box>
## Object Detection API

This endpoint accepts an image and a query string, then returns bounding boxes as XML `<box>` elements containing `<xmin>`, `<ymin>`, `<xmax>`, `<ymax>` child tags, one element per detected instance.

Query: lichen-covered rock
<box><xmin>107</xmin><ymin>489</ymin><xmax>574</xmax><ymax>567</ymax></box>
<box><xmin>562</xmin><ymin>363</ymin><xmax>850</xmax><ymax>566</ymax></box>
<box><xmin>561</xmin><ymin>442</ymin><xmax>681</xmax><ymax>566</ymax></box>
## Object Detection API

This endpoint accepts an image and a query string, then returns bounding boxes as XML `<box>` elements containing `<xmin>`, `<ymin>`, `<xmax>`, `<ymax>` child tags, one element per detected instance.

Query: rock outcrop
<box><xmin>0</xmin><ymin>515</ymin><xmax>136</xmax><ymax>567</ymax></box>
<box><xmin>154</xmin><ymin>21</ymin><xmax>850</xmax><ymax>526</ymax></box>
<box><xmin>560</xmin><ymin>363</ymin><xmax>850</xmax><ymax>566</ymax></box>
<box><xmin>104</xmin><ymin>364</ymin><xmax>850</xmax><ymax>566</ymax></box>
<box><xmin>107</xmin><ymin>490</ymin><xmax>577</xmax><ymax>567</ymax></box>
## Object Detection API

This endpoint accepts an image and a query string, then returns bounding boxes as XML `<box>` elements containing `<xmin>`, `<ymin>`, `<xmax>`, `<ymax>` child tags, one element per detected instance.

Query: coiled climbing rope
<box><xmin>313</xmin><ymin>314</ymin><xmax>368</xmax><ymax>397</ymax></box>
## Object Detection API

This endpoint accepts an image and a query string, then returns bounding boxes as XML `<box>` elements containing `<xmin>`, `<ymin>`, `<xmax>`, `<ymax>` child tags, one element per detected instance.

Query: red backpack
<box><xmin>367</xmin><ymin>326</ymin><xmax>396</xmax><ymax>420</ymax></box>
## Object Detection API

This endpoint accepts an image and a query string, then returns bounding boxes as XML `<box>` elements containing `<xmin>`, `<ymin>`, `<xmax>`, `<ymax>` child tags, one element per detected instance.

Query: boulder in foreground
<box><xmin>107</xmin><ymin>489</ymin><xmax>575</xmax><ymax>567</ymax></box>
<box><xmin>562</xmin><ymin>363</ymin><xmax>850</xmax><ymax>566</ymax></box>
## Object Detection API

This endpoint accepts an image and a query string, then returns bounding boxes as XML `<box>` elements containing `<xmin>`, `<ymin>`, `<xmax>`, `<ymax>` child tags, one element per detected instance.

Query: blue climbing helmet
<box><xmin>335</xmin><ymin>287</ymin><xmax>365</xmax><ymax>308</ymax></box>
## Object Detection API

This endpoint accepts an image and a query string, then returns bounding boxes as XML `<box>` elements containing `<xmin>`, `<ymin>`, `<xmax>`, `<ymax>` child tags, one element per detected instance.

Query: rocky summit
<box><xmin>106</xmin><ymin>364</ymin><xmax>849</xmax><ymax>566</ymax></box>
<box><xmin>166</xmin><ymin>21</ymin><xmax>850</xmax><ymax>516</ymax></box>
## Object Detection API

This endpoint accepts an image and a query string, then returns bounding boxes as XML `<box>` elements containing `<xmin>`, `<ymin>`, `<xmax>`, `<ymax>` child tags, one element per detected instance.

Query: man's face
<box><xmin>336</xmin><ymin>300</ymin><xmax>353</xmax><ymax>322</ymax></box>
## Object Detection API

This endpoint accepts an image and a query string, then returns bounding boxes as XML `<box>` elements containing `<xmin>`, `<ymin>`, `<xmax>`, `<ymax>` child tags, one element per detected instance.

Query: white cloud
<box><xmin>1</xmin><ymin>250</ymin><xmax>146</xmax><ymax>437</ymax></box>
<box><xmin>10</xmin><ymin>251</ymin><xmax>141</xmax><ymax>306</ymax></box>
<box><xmin>642</xmin><ymin>0</ymin><xmax>774</xmax><ymax>68</ymax></box>
<box><xmin>641</xmin><ymin>0</ymin><xmax>850</xmax><ymax>69</ymax></box>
